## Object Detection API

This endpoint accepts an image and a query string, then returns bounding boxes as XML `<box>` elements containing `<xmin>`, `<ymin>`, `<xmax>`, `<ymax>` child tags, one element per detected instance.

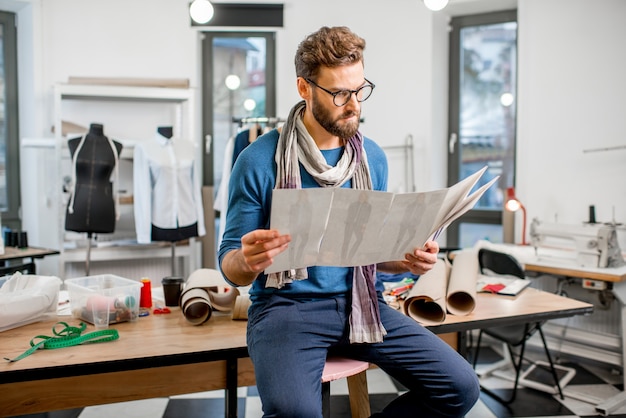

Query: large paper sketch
<box><xmin>269</xmin><ymin>188</ymin><xmax>333</xmax><ymax>272</ymax></box>
<box><xmin>318</xmin><ymin>189</ymin><xmax>393</xmax><ymax>267</ymax></box>
<box><xmin>265</xmin><ymin>166</ymin><xmax>498</xmax><ymax>274</ymax></box>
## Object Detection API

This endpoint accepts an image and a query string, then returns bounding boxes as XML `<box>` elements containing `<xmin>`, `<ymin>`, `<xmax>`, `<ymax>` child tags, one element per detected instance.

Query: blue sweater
<box><xmin>218</xmin><ymin>129</ymin><xmax>388</xmax><ymax>302</ymax></box>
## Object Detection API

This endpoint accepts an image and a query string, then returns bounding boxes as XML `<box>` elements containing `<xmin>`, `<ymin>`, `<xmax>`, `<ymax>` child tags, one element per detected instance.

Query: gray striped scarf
<box><xmin>268</xmin><ymin>100</ymin><xmax>386</xmax><ymax>343</ymax></box>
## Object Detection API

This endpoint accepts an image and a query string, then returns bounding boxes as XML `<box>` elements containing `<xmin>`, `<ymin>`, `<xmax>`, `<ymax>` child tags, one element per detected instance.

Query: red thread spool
<box><xmin>140</xmin><ymin>278</ymin><xmax>153</xmax><ymax>308</ymax></box>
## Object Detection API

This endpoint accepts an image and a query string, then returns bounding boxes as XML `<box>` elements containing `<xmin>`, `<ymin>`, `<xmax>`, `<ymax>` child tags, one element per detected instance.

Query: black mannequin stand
<box><xmin>85</xmin><ymin>232</ymin><xmax>93</xmax><ymax>276</ymax></box>
<box><xmin>170</xmin><ymin>242</ymin><xmax>177</xmax><ymax>276</ymax></box>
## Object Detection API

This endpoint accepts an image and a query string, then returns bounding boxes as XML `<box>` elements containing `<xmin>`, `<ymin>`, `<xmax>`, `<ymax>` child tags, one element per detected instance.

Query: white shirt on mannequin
<box><xmin>133</xmin><ymin>132</ymin><xmax>206</xmax><ymax>244</ymax></box>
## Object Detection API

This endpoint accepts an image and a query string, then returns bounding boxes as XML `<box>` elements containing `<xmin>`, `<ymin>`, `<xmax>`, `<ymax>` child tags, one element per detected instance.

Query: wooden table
<box><xmin>0</xmin><ymin>311</ymin><xmax>252</xmax><ymax>418</ymax></box>
<box><xmin>0</xmin><ymin>246</ymin><xmax>60</xmax><ymax>275</ymax></box>
<box><xmin>0</xmin><ymin>289</ymin><xmax>592</xmax><ymax>418</ymax></box>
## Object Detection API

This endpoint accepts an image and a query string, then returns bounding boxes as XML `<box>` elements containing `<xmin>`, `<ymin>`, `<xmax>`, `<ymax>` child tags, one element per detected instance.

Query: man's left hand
<box><xmin>402</xmin><ymin>240</ymin><xmax>439</xmax><ymax>275</ymax></box>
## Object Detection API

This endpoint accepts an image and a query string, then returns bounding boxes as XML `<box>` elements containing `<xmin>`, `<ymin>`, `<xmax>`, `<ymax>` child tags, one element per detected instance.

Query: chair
<box><xmin>322</xmin><ymin>357</ymin><xmax>371</xmax><ymax>418</ymax></box>
<box><xmin>472</xmin><ymin>248</ymin><xmax>565</xmax><ymax>404</ymax></box>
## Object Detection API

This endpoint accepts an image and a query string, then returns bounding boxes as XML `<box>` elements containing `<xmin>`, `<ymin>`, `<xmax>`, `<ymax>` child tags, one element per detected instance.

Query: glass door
<box><xmin>447</xmin><ymin>11</ymin><xmax>518</xmax><ymax>248</ymax></box>
<box><xmin>201</xmin><ymin>32</ymin><xmax>276</xmax><ymax>189</ymax></box>
<box><xmin>0</xmin><ymin>11</ymin><xmax>20</xmax><ymax>229</ymax></box>
<box><xmin>201</xmin><ymin>32</ymin><xmax>276</xmax><ymax>263</ymax></box>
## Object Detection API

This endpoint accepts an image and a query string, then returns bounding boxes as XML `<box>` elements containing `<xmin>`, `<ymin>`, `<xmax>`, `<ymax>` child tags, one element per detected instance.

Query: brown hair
<box><xmin>295</xmin><ymin>26</ymin><xmax>366</xmax><ymax>80</ymax></box>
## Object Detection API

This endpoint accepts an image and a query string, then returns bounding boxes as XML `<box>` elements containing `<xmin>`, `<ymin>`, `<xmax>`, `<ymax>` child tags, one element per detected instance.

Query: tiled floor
<box><xmin>9</xmin><ymin>346</ymin><xmax>626</xmax><ymax>418</ymax></box>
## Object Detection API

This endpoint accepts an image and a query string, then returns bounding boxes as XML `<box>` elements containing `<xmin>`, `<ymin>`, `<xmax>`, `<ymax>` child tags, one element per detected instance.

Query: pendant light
<box><xmin>189</xmin><ymin>0</ymin><xmax>214</xmax><ymax>24</ymax></box>
<box><xmin>423</xmin><ymin>0</ymin><xmax>449</xmax><ymax>11</ymax></box>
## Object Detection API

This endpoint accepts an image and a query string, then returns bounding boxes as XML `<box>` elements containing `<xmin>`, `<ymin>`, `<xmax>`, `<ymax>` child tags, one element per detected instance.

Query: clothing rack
<box><xmin>232</xmin><ymin>116</ymin><xmax>285</xmax><ymax>127</ymax></box>
<box><xmin>382</xmin><ymin>134</ymin><xmax>415</xmax><ymax>192</ymax></box>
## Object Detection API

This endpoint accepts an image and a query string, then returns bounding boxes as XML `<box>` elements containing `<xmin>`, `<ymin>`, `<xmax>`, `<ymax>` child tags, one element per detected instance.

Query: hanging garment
<box><xmin>214</xmin><ymin>134</ymin><xmax>235</xmax><ymax>249</ymax></box>
<box><xmin>133</xmin><ymin>132</ymin><xmax>206</xmax><ymax>244</ymax></box>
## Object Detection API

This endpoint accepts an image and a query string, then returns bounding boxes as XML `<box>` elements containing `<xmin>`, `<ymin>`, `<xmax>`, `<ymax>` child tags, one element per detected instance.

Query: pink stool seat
<box><xmin>321</xmin><ymin>357</ymin><xmax>371</xmax><ymax>418</ymax></box>
<box><xmin>322</xmin><ymin>357</ymin><xmax>370</xmax><ymax>382</ymax></box>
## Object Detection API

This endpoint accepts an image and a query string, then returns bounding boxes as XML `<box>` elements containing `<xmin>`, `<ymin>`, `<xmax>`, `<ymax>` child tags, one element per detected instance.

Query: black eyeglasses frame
<box><xmin>305</xmin><ymin>78</ymin><xmax>375</xmax><ymax>107</ymax></box>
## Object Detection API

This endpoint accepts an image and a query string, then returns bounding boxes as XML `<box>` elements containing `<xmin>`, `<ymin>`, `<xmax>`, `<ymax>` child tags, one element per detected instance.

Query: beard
<box><xmin>311</xmin><ymin>95</ymin><xmax>360</xmax><ymax>139</ymax></box>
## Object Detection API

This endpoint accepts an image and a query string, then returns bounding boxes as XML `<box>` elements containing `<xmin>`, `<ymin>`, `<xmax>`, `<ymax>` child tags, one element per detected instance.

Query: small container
<box><xmin>162</xmin><ymin>276</ymin><xmax>185</xmax><ymax>307</ymax></box>
<box><xmin>65</xmin><ymin>274</ymin><xmax>142</xmax><ymax>324</ymax></box>
<box><xmin>139</xmin><ymin>278</ymin><xmax>153</xmax><ymax>308</ymax></box>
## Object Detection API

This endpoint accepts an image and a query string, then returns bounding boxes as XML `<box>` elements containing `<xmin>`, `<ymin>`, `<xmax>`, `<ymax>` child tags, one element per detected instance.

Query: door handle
<box><xmin>448</xmin><ymin>133</ymin><xmax>457</xmax><ymax>154</ymax></box>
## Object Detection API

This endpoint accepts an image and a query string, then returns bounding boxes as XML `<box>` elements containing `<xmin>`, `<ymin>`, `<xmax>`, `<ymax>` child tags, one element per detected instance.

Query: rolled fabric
<box><xmin>232</xmin><ymin>294</ymin><xmax>252</xmax><ymax>320</ymax></box>
<box><xmin>179</xmin><ymin>269</ymin><xmax>240</xmax><ymax>325</ymax></box>
<box><xmin>180</xmin><ymin>288</ymin><xmax>213</xmax><ymax>325</ymax></box>
<box><xmin>446</xmin><ymin>249</ymin><xmax>478</xmax><ymax>316</ymax></box>
<box><xmin>403</xmin><ymin>258</ymin><xmax>450</xmax><ymax>325</ymax></box>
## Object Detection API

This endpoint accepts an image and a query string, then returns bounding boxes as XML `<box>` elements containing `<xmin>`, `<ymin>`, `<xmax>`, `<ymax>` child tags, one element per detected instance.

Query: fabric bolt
<box><xmin>133</xmin><ymin>132</ymin><xmax>206</xmax><ymax>244</ymax></box>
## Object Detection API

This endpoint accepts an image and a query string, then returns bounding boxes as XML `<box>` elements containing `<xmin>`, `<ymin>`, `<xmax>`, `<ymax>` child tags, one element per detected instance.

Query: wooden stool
<box><xmin>322</xmin><ymin>357</ymin><xmax>371</xmax><ymax>418</ymax></box>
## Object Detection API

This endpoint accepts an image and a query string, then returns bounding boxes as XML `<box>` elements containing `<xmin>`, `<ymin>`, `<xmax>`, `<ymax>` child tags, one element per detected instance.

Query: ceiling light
<box><xmin>189</xmin><ymin>0</ymin><xmax>214</xmax><ymax>24</ymax></box>
<box><xmin>225</xmin><ymin>74</ymin><xmax>241</xmax><ymax>91</ymax></box>
<box><xmin>423</xmin><ymin>0</ymin><xmax>449</xmax><ymax>11</ymax></box>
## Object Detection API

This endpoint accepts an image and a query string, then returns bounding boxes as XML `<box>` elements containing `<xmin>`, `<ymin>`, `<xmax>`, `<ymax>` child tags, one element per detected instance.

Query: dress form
<box><xmin>65</xmin><ymin>123</ymin><xmax>123</xmax><ymax>274</ymax></box>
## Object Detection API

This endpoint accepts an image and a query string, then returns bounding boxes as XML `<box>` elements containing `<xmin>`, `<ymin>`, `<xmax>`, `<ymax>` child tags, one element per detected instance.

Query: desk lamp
<box><xmin>505</xmin><ymin>187</ymin><xmax>527</xmax><ymax>245</ymax></box>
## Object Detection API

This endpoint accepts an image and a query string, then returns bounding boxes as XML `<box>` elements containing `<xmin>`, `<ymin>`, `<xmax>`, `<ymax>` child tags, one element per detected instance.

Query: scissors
<box><xmin>153</xmin><ymin>306</ymin><xmax>171</xmax><ymax>314</ymax></box>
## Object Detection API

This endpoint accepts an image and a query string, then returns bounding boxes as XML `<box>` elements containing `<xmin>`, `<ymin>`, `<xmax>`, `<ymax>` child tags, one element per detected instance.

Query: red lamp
<box><xmin>505</xmin><ymin>187</ymin><xmax>527</xmax><ymax>245</ymax></box>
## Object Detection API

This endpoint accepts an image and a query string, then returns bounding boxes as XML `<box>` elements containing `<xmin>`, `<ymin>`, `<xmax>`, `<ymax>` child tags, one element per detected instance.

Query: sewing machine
<box><xmin>530</xmin><ymin>218</ymin><xmax>625</xmax><ymax>268</ymax></box>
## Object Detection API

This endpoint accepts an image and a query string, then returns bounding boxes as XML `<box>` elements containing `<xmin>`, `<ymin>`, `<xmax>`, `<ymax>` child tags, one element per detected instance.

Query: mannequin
<box><xmin>65</xmin><ymin>123</ymin><xmax>123</xmax><ymax>233</ymax></box>
<box><xmin>65</xmin><ymin>123</ymin><xmax>123</xmax><ymax>275</ymax></box>
<box><xmin>133</xmin><ymin>126</ymin><xmax>206</xmax><ymax>274</ymax></box>
<box><xmin>157</xmin><ymin>126</ymin><xmax>173</xmax><ymax>140</ymax></box>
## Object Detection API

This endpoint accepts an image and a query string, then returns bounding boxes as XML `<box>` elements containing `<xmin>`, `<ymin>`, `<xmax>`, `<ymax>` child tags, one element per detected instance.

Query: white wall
<box><xmin>7</xmin><ymin>0</ymin><xmax>626</xmax><ymax>251</ymax></box>
<box><xmin>517</xmin><ymin>0</ymin><xmax>626</xmax><ymax>231</ymax></box>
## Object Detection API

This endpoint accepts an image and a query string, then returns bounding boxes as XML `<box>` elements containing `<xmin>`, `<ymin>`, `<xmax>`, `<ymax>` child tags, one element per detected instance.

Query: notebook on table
<box><xmin>476</xmin><ymin>274</ymin><xmax>532</xmax><ymax>296</ymax></box>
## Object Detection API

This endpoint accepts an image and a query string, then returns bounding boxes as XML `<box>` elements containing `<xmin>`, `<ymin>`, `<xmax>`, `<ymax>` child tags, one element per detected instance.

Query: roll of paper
<box><xmin>179</xmin><ymin>269</ymin><xmax>240</xmax><ymax>325</ymax></box>
<box><xmin>446</xmin><ymin>249</ymin><xmax>477</xmax><ymax>316</ymax></box>
<box><xmin>403</xmin><ymin>258</ymin><xmax>450</xmax><ymax>325</ymax></box>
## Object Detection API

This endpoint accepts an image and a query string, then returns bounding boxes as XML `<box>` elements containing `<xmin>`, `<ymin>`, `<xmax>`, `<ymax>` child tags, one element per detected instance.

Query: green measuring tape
<box><xmin>4</xmin><ymin>321</ymin><xmax>119</xmax><ymax>363</ymax></box>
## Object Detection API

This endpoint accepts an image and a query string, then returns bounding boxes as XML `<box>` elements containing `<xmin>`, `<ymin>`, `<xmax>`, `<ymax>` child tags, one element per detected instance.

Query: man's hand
<box><xmin>240</xmin><ymin>229</ymin><xmax>291</xmax><ymax>274</ymax></box>
<box><xmin>222</xmin><ymin>229</ymin><xmax>291</xmax><ymax>286</ymax></box>
<box><xmin>402</xmin><ymin>240</ymin><xmax>439</xmax><ymax>275</ymax></box>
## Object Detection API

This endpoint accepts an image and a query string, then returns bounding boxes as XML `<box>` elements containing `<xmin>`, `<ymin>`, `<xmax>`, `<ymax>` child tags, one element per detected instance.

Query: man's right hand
<box><xmin>222</xmin><ymin>229</ymin><xmax>291</xmax><ymax>286</ymax></box>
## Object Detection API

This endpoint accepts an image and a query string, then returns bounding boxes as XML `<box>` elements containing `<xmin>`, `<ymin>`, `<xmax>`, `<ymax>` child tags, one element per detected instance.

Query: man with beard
<box><xmin>218</xmin><ymin>26</ymin><xmax>479</xmax><ymax>418</ymax></box>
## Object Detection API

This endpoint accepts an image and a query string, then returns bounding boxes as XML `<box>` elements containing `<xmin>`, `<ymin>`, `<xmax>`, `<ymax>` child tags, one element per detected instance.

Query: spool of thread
<box><xmin>139</xmin><ymin>278</ymin><xmax>153</xmax><ymax>308</ymax></box>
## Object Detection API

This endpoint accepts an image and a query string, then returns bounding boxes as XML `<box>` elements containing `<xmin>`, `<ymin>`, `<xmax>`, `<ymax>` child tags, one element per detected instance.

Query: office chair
<box><xmin>472</xmin><ymin>248</ymin><xmax>565</xmax><ymax>404</ymax></box>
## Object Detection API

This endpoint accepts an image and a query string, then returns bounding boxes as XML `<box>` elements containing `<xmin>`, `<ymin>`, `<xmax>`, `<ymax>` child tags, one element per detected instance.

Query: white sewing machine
<box><xmin>530</xmin><ymin>218</ymin><xmax>625</xmax><ymax>268</ymax></box>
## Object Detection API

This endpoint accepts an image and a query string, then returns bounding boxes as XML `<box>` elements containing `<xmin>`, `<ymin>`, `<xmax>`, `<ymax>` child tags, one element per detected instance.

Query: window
<box><xmin>0</xmin><ymin>11</ymin><xmax>20</xmax><ymax>230</ymax></box>
<box><xmin>446</xmin><ymin>10</ymin><xmax>517</xmax><ymax>248</ymax></box>
<box><xmin>201</xmin><ymin>32</ymin><xmax>276</xmax><ymax>188</ymax></box>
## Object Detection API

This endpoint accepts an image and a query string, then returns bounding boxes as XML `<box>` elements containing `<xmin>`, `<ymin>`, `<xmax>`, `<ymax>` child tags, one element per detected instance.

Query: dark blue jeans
<box><xmin>247</xmin><ymin>294</ymin><xmax>480</xmax><ymax>417</ymax></box>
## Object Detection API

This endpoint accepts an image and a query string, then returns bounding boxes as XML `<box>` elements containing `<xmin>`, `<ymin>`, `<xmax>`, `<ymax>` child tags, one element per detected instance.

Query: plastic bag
<box><xmin>0</xmin><ymin>272</ymin><xmax>62</xmax><ymax>332</ymax></box>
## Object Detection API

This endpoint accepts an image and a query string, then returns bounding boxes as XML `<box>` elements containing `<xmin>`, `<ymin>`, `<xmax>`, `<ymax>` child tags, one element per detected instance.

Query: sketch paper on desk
<box><xmin>265</xmin><ymin>166</ymin><xmax>498</xmax><ymax>274</ymax></box>
<box><xmin>476</xmin><ymin>274</ymin><xmax>531</xmax><ymax>296</ymax></box>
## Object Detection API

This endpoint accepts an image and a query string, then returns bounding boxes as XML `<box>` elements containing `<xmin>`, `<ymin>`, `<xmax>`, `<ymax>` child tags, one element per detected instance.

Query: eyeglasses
<box><xmin>305</xmin><ymin>78</ymin><xmax>375</xmax><ymax>107</ymax></box>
